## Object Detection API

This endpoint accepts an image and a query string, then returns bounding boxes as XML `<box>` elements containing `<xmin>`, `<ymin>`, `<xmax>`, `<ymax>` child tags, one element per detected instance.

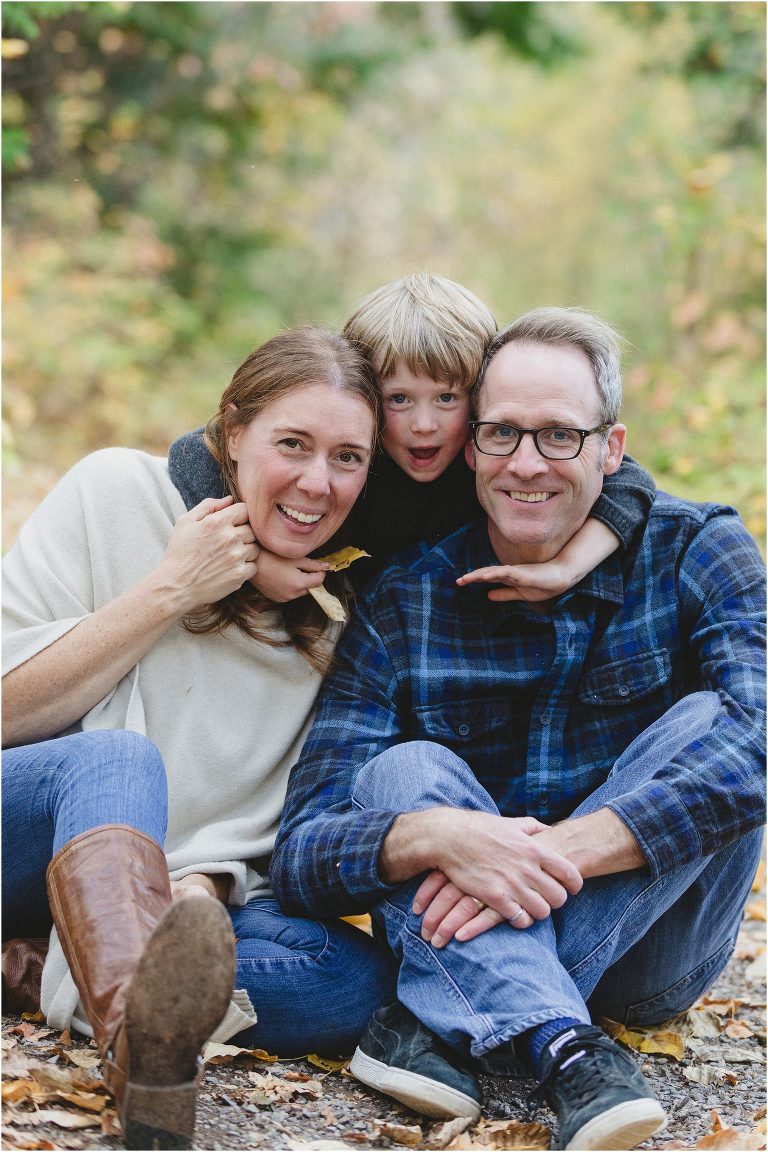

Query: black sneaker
<box><xmin>534</xmin><ymin>1025</ymin><xmax>666</xmax><ymax>1150</ymax></box>
<box><xmin>350</xmin><ymin>1000</ymin><xmax>481</xmax><ymax>1121</ymax></box>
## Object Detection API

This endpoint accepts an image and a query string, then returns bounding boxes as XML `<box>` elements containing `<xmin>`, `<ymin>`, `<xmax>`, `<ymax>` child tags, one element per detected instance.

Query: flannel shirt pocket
<box><xmin>578</xmin><ymin>648</ymin><xmax>672</xmax><ymax>706</ymax></box>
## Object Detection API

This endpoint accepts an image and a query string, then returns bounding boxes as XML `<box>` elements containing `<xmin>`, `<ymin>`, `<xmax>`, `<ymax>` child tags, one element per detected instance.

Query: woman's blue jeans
<box><xmin>2</xmin><ymin>730</ymin><xmax>396</xmax><ymax>1054</ymax></box>
<box><xmin>352</xmin><ymin>693</ymin><xmax>763</xmax><ymax>1062</ymax></box>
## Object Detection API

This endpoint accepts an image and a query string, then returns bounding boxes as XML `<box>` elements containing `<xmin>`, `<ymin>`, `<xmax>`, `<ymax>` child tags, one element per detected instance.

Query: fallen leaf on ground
<box><xmin>29</xmin><ymin>1064</ymin><xmax>104</xmax><ymax>1094</ymax></box>
<box><xmin>2</xmin><ymin>1081</ymin><xmax>38</xmax><ymax>1103</ymax></box>
<box><xmin>700</xmin><ymin>997</ymin><xmax>741</xmax><ymax>1017</ymax></box>
<box><xmin>374</xmin><ymin>1119</ymin><xmax>423</xmax><ymax>1145</ymax></box>
<box><xmin>202</xmin><ymin>1041</ymin><xmax>278</xmax><ymax>1064</ymax></box>
<box><xmin>445</xmin><ymin>1119</ymin><xmax>550</xmax><ymax>1149</ymax></box>
<box><xmin>5</xmin><ymin>1107</ymin><xmax>100</xmax><ymax>1129</ymax></box>
<box><xmin>306</xmin><ymin>1054</ymin><xmax>350</xmax><ymax>1073</ymax></box>
<box><xmin>20</xmin><ymin>1012</ymin><xmax>45</xmax><ymax>1023</ymax></box>
<box><xmin>745</xmin><ymin>901</ymin><xmax>767</xmax><ymax>922</ymax></box>
<box><xmin>52</xmin><ymin>1091</ymin><xmax>109</xmax><ymax>1113</ymax></box>
<box><xmin>427</xmin><ymin>1117</ymin><xmax>474</xmax><ymax>1148</ymax></box>
<box><xmin>683</xmin><ymin>1065</ymin><xmax>738</xmax><ymax>1086</ymax></box>
<box><xmin>725</xmin><ymin>1020</ymin><xmax>754</xmax><ymax>1040</ymax></box>
<box><xmin>245</xmin><ymin>1071</ymin><xmax>323</xmax><ymax>1103</ymax></box>
<box><xmin>744</xmin><ymin>954</ymin><xmax>766</xmax><ymax>983</ymax></box>
<box><xmin>685</xmin><ymin>1008</ymin><xmax>723</xmax><ymax>1039</ymax></box>
<box><xmin>340</xmin><ymin>914</ymin><xmax>373</xmax><ymax>935</ymax></box>
<box><xmin>696</xmin><ymin>1043</ymin><xmax>764</xmax><ymax>1064</ymax></box>
<box><xmin>58</xmin><ymin>1030</ymin><xmax>72</xmax><ymax>1047</ymax></box>
<box><xmin>601</xmin><ymin>1018</ymin><xmax>685</xmax><ymax>1060</ymax></box>
<box><xmin>0</xmin><ymin>1137</ymin><xmax>58</xmax><ymax>1151</ymax></box>
<box><xmin>60</xmin><ymin>1049</ymin><xmax>101</xmax><ymax>1070</ymax></box>
<box><xmin>696</xmin><ymin>1126</ymin><xmax>766</xmax><ymax>1148</ymax></box>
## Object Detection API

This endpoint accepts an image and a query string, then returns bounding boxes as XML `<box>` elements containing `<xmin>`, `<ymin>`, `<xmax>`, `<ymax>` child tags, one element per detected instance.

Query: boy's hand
<box><xmin>456</xmin><ymin>561</ymin><xmax>574</xmax><ymax>602</ymax></box>
<box><xmin>250</xmin><ymin>549</ymin><xmax>330</xmax><ymax>603</ymax></box>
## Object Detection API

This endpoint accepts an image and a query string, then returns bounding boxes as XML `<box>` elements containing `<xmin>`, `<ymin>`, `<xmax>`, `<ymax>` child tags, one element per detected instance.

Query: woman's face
<box><xmin>227</xmin><ymin>381</ymin><xmax>375</xmax><ymax>558</ymax></box>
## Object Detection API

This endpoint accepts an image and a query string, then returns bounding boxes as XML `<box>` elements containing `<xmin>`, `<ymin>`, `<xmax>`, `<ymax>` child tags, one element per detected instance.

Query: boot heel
<box><xmin>122</xmin><ymin>1079</ymin><xmax>197</xmax><ymax>1149</ymax></box>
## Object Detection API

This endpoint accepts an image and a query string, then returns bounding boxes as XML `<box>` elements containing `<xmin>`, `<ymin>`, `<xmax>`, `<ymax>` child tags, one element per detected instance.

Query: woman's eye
<box><xmin>337</xmin><ymin>450</ymin><xmax>364</xmax><ymax>466</ymax></box>
<box><xmin>279</xmin><ymin>437</ymin><xmax>304</xmax><ymax>450</ymax></box>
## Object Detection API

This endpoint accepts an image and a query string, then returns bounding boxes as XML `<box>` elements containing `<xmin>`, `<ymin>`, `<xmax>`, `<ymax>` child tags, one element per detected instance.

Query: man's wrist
<box><xmin>379</xmin><ymin>808</ymin><xmax>451</xmax><ymax>883</ymax></box>
<box><xmin>536</xmin><ymin>808</ymin><xmax>647</xmax><ymax>878</ymax></box>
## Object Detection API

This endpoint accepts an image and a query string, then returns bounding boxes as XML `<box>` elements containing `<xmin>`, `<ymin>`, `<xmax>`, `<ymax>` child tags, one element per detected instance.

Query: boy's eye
<box><xmin>386</xmin><ymin>393</ymin><xmax>409</xmax><ymax>406</ymax></box>
<box><xmin>438</xmin><ymin>393</ymin><xmax>457</xmax><ymax>404</ymax></box>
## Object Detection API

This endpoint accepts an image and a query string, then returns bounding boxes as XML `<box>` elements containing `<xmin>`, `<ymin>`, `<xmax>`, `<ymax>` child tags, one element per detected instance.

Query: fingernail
<box><xmin>412</xmin><ymin>901</ymin><xmax>422</xmax><ymax>914</ymax></box>
<box><xmin>455</xmin><ymin>929</ymin><xmax>467</xmax><ymax>942</ymax></box>
<box><xmin>432</xmin><ymin>934</ymin><xmax>443</xmax><ymax>948</ymax></box>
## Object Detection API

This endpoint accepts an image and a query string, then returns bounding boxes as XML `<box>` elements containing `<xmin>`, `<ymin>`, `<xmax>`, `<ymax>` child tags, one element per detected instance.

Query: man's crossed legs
<box><xmin>348</xmin><ymin>693</ymin><xmax>763</xmax><ymax>1150</ymax></box>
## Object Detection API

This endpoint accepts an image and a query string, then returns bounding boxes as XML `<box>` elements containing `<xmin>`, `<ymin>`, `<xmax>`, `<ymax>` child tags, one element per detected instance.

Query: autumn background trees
<box><xmin>3</xmin><ymin>1</ymin><xmax>764</xmax><ymax>546</ymax></box>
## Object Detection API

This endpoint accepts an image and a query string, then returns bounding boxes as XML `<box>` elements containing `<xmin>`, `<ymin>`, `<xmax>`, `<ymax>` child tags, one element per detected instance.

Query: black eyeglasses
<box><xmin>469</xmin><ymin>422</ymin><xmax>612</xmax><ymax>460</ymax></box>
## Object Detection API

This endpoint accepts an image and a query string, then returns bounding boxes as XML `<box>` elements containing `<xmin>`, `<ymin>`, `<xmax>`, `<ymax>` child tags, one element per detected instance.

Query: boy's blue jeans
<box><xmin>2</xmin><ymin>729</ymin><xmax>396</xmax><ymax>1055</ymax></box>
<box><xmin>352</xmin><ymin>692</ymin><xmax>763</xmax><ymax>1063</ymax></box>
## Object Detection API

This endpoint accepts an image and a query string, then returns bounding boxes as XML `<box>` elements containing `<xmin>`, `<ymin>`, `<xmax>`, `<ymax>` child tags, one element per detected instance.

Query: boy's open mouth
<box><xmin>409</xmin><ymin>447</ymin><xmax>440</xmax><ymax>462</ymax></box>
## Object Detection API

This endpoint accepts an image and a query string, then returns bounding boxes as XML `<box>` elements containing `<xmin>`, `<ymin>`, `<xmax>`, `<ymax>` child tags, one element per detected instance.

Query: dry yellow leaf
<box><xmin>202</xmin><ymin>1041</ymin><xmax>278</xmax><ymax>1064</ymax></box>
<box><xmin>446</xmin><ymin>1119</ymin><xmax>550</xmax><ymax>1150</ymax></box>
<box><xmin>340</xmin><ymin>913</ymin><xmax>373</xmax><ymax>935</ymax></box>
<box><xmin>308</xmin><ymin>584</ymin><xmax>346</xmax><ymax>622</ymax></box>
<box><xmin>306</xmin><ymin>1053</ymin><xmax>350</xmax><ymax>1073</ymax></box>
<box><xmin>374</xmin><ymin>1120</ymin><xmax>423</xmax><ymax>1146</ymax></box>
<box><xmin>2</xmin><ymin>1080</ymin><xmax>37</xmax><ymax>1103</ymax></box>
<box><xmin>745</xmin><ymin>901</ymin><xmax>766</xmax><ymax>922</ymax></box>
<box><xmin>600</xmin><ymin>1018</ymin><xmax>685</xmax><ymax>1060</ymax></box>
<box><xmin>317</xmin><ymin>546</ymin><xmax>370</xmax><ymax>571</ymax></box>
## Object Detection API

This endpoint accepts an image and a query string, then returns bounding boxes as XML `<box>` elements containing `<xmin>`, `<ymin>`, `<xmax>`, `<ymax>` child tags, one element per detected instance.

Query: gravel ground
<box><xmin>3</xmin><ymin>880</ymin><xmax>765</xmax><ymax>1151</ymax></box>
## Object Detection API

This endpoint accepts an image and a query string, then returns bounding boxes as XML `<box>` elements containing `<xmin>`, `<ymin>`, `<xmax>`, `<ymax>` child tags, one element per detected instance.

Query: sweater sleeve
<box><xmin>591</xmin><ymin>454</ymin><xmax>656</xmax><ymax>550</ymax></box>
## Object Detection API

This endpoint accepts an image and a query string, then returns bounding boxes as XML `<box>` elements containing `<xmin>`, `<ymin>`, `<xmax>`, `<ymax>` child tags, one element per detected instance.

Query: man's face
<box><xmin>466</xmin><ymin>341</ymin><xmax>626</xmax><ymax>565</ymax></box>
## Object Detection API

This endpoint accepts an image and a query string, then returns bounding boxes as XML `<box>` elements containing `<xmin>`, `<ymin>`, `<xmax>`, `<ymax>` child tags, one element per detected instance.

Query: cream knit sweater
<box><xmin>3</xmin><ymin>448</ymin><xmax>337</xmax><ymax>1035</ymax></box>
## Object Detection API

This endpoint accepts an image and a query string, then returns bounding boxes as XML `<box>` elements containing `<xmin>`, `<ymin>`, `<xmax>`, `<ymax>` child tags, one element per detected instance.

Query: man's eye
<box><xmin>494</xmin><ymin>424</ymin><xmax>516</xmax><ymax>439</ymax></box>
<box><xmin>544</xmin><ymin>428</ymin><xmax>578</xmax><ymax>444</ymax></box>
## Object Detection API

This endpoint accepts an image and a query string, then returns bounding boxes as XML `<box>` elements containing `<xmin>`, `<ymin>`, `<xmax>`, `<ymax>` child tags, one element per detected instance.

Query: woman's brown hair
<box><xmin>183</xmin><ymin>325</ymin><xmax>381</xmax><ymax>675</ymax></box>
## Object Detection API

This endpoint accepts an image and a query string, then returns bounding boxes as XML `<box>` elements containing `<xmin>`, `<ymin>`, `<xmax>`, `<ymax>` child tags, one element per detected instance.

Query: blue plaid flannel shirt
<box><xmin>271</xmin><ymin>494</ymin><xmax>766</xmax><ymax>918</ymax></box>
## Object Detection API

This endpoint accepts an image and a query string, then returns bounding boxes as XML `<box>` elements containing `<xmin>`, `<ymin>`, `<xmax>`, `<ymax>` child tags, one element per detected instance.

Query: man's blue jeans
<box><xmin>2</xmin><ymin>730</ymin><xmax>396</xmax><ymax>1054</ymax></box>
<box><xmin>352</xmin><ymin>693</ymin><xmax>763</xmax><ymax>1062</ymax></box>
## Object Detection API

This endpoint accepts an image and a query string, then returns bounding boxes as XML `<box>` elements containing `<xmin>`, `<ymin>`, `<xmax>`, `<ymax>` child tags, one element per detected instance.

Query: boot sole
<box><xmin>350</xmin><ymin>1047</ymin><xmax>481</xmax><ymax>1121</ymax></box>
<box><xmin>123</xmin><ymin>898</ymin><xmax>235</xmax><ymax>1149</ymax></box>
<box><xmin>566</xmin><ymin>1098</ymin><xmax>667</xmax><ymax>1150</ymax></box>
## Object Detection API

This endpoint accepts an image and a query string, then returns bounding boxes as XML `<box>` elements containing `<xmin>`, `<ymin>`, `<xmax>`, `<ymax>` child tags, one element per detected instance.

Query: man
<box><xmin>270</xmin><ymin>308</ymin><xmax>765</xmax><ymax>1151</ymax></box>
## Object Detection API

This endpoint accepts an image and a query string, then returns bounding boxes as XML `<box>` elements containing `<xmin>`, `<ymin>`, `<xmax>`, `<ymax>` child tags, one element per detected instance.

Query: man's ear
<box><xmin>464</xmin><ymin>437</ymin><xmax>477</xmax><ymax>472</ymax></box>
<box><xmin>602</xmin><ymin>424</ymin><xmax>627</xmax><ymax>476</ymax></box>
<box><xmin>225</xmin><ymin>404</ymin><xmax>242</xmax><ymax>462</ymax></box>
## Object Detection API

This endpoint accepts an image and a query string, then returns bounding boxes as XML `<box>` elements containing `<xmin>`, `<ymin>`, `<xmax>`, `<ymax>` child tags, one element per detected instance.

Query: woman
<box><xmin>2</xmin><ymin>326</ymin><xmax>395</xmax><ymax>1149</ymax></box>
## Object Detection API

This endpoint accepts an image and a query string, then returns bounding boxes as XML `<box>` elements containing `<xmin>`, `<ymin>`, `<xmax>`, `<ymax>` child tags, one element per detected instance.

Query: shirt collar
<box><xmin>455</xmin><ymin>520</ymin><xmax>626</xmax><ymax>627</ymax></box>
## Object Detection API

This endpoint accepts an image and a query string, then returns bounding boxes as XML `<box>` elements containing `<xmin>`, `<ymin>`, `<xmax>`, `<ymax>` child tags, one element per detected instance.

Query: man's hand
<box><xmin>170</xmin><ymin>873</ymin><xmax>230</xmax><ymax>903</ymax></box>
<box><xmin>381</xmin><ymin>808</ymin><xmax>583</xmax><ymax>946</ymax></box>
<box><xmin>249</xmin><ymin>550</ymin><xmax>330</xmax><ymax>603</ymax></box>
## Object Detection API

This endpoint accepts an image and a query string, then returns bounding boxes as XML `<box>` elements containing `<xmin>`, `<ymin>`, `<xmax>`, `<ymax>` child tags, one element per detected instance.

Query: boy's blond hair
<box><xmin>343</xmin><ymin>273</ymin><xmax>496</xmax><ymax>390</ymax></box>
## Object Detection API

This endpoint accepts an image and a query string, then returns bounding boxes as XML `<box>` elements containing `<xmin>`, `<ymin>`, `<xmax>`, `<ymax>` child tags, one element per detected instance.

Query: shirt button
<box><xmin>457</xmin><ymin>723</ymin><xmax>470</xmax><ymax>736</ymax></box>
<box><xmin>539</xmin><ymin>792</ymin><xmax>549</xmax><ymax>804</ymax></box>
<box><xmin>618</xmin><ymin>685</ymin><xmax>630</xmax><ymax>697</ymax></box>
<box><xmin>539</xmin><ymin>714</ymin><xmax>550</xmax><ymax>725</ymax></box>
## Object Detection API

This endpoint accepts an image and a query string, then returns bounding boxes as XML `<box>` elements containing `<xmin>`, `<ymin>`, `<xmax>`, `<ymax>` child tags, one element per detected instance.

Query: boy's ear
<box><xmin>464</xmin><ymin>437</ymin><xmax>477</xmax><ymax>472</ymax></box>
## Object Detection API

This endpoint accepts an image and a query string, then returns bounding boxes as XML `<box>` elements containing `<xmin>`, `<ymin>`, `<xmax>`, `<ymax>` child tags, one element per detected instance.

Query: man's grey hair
<box><xmin>472</xmin><ymin>307</ymin><xmax>623</xmax><ymax>424</ymax></box>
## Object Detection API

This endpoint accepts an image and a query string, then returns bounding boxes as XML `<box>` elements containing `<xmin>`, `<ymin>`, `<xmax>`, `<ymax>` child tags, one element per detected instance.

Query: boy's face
<box><xmin>380</xmin><ymin>362</ymin><xmax>471</xmax><ymax>483</ymax></box>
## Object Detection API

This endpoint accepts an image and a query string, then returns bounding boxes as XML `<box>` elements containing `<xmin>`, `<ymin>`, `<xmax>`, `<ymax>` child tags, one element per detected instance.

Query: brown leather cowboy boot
<box><xmin>2</xmin><ymin>937</ymin><xmax>48</xmax><ymax>1014</ymax></box>
<box><xmin>46</xmin><ymin>823</ymin><xmax>235</xmax><ymax>1150</ymax></box>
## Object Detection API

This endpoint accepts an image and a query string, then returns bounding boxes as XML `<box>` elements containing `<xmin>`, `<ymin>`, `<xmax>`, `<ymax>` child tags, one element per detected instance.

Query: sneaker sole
<box><xmin>566</xmin><ymin>1098</ymin><xmax>667</xmax><ymax>1150</ymax></box>
<box><xmin>350</xmin><ymin>1047</ymin><xmax>481</xmax><ymax>1121</ymax></box>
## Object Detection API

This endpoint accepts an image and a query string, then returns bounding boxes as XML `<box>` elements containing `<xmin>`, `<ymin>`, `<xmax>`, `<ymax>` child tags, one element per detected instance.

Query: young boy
<box><xmin>168</xmin><ymin>274</ymin><xmax>654</xmax><ymax>601</ymax></box>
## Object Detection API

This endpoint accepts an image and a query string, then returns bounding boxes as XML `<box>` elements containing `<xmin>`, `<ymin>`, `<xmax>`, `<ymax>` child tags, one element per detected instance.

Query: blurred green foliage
<box><xmin>3</xmin><ymin>1</ymin><xmax>764</xmax><ymax>546</ymax></box>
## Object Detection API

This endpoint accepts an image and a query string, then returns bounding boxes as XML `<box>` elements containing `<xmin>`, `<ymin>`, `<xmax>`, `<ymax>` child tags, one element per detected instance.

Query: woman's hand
<box><xmin>249</xmin><ymin>550</ymin><xmax>330</xmax><ymax>603</ymax></box>
<box><xmin>157</xmin><ymin>496</ymin><xmax>260</xmax><ymax>613</ymax></box>
<box><xmin>171</xmin><ymin>873</ymin><xmax>230</xmax><ymax>903</ymax></box>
